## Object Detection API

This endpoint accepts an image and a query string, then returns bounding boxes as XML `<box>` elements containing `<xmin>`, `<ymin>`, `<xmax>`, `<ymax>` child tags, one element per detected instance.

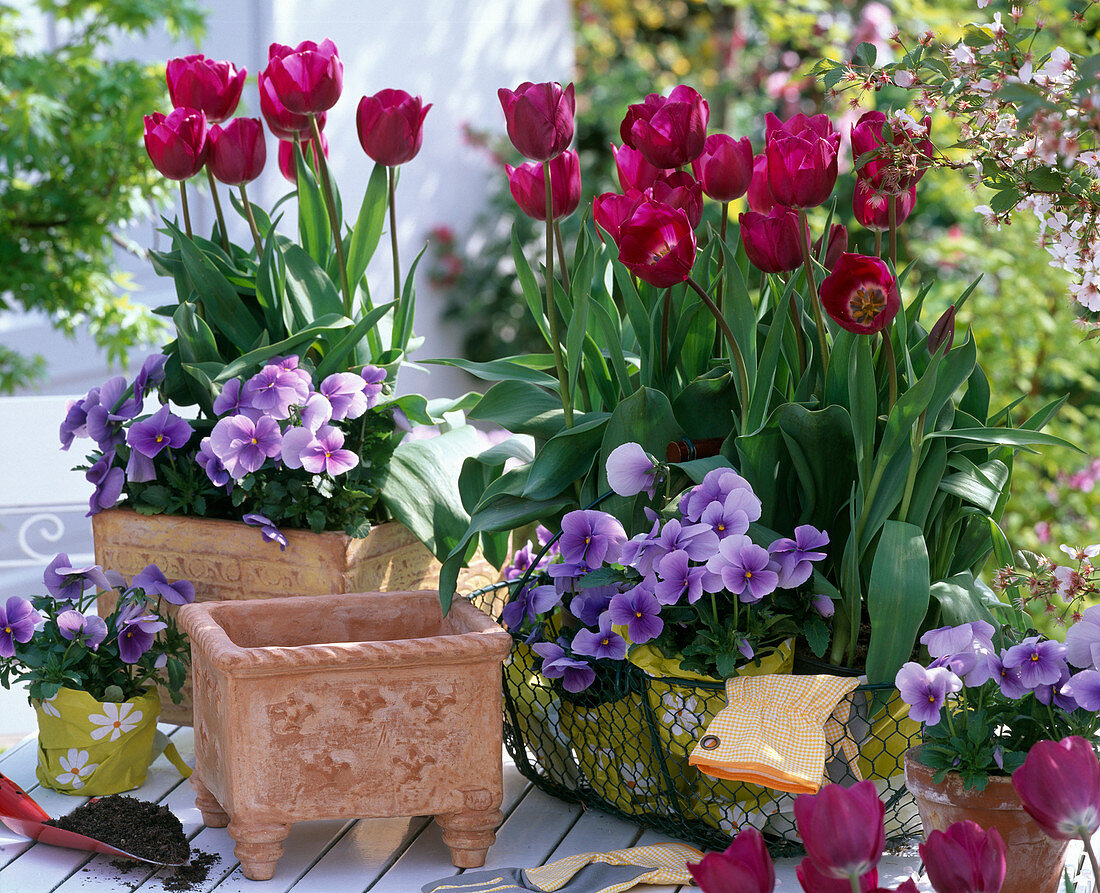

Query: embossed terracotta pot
<box><xmin>179</xmin><ymin>590</ymin><xmax>512</xmax><ymax>881</ymax></box>
<box><xmin>905</xmin><ymin>747</ymin><xmax>1070</xmax><ymax>893</ymax></box>
<box><xmin>93</xmin><ymin>508</ymin><xmax>500</xmax><ymax>724</ymax></box>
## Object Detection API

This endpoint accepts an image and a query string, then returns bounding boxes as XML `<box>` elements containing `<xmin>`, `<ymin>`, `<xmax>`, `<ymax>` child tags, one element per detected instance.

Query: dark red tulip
<box><xmin>852</xmin><ymin>180</ymin><xmax>917</xmax><ymax>232</ymax></box>
<box><xmin>747</xmin><ymin>153</ymin><xmax>777</xmax><ymax>214</ymax></box>
<box><xmin>263</xmin><ymin>39</ymin><xmax>343</xmax><ymax>116</ymax></box>
<box><xmin>649</xmin><ymin>170</ymin><xmax>703</xmax><ymax>229</ymax></box>
<box><xmin>143</xmin><ymin>108</ymin><xmax>208</xmax><ymax>180</ymax></box>
<box><xmin>692</xmin><ymin>133</ymin><xmax>753</xmax><ymax>202</ymax></box>
<box><xmin>796</xmin><ymin>857</ymin><xmax>878</xmax><ymax>893</ymax></box>
<box><xmin>617</xmin><ymin>200</ymin><xmax>697</xmax><ymax>288</ymax></box>
<box><xmin>739</xmin><ymin>208</ymin><xmax>808</xmax><ymax>274</ymax></box>
<box><xmin>611</xmin><ymin>143</ymin><xmax>664</xmax><ymax>192</ymax></box>
<box><xmin>166</xmin><ymin>54</ymin><xmax>246</xmax><ymax>124</ymax></box>
<box><xmin>850</xmin><ymin>110</ymin><xmax>933</xmax><ymax>194</ymax></box>
<box><xmin>497</xmin><ymin>81</ymin><xmax>575</xmax><ymax>162</ymax></box>
<box><xmin>764</xmin><ymin>112</ymin><xmax>841</xmax><ymax>209</ymax></box>
<box><xmin>688</xmin><ymin>828</ymin><xmax>774</xmax><ymax>893</ymax></box>
<box><xmin>208</xmin><ymin>118</ymin><xmax>266</xmax><ymax>185</ymax></box>
<box><xmin>622</xmin><ymin>84</ymin><xmax>709</xmax><ymax>169</ymax></box>
<box><xmin>793</xmin><ymin>780</ymin><xmax>885</xmax><ymax>880</ymax></box>
<box><xmin>356</xmin><ymin>89</ymin><xmax>431</xmax><ymax>166</ymax></box>
<box><xmin>814</xmin><ymin>223</ymin><xmax>848</xmax><ymax>272</ymax></box>
<box><xmin>278</xmin><ymin>133</ymin><xmax>328</xmax><ymax>184</ymax></box>
<box><xmin>258</xmin><ymin>70</ymin><xmax>325</xmax><ymax>139</ymax></box>
<box><xmin>505</xmin><ymin>150</ymin><xmax>581</xmax><ymax>221</ymax></box>
<box><xmin>1012</xmin><ymin>736</ymin><xmax>1100</xmax><ymax>841</ymax></box>
<box><xmin>919</xmin><ymin>820</ymin><xmax>1006</xmax><ymax>893</ymax></box>
<box><xmin>819</xmin><ymin>253</ymin><xmax>901</xmax><ymax>335</ymax></box>
<box><xmin>927</xmin><ymin>305</ymin><xmax>956</xmax><ymax>355</ymax></box>
<box><xmin>593</xmin><ymin>190</ymin><xmax>645</xmax><ymax>244</ymax></box>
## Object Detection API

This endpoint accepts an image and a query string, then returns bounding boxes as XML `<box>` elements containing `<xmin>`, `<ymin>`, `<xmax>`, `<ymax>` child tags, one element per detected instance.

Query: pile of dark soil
<box><xmin>46</xmin><ymin>795</ymin><xmax>190</xmax><ymax>865</ymax></box>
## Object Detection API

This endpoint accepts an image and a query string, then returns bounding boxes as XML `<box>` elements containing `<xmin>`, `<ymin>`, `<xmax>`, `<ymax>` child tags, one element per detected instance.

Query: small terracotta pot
<box><xmin>904</xmin><ymin>747</ymin><xmax>1070</xmax><ymax>893</ymax></box>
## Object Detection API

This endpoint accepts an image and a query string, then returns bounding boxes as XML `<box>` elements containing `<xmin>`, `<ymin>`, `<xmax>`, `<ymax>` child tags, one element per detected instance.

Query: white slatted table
<box><xmin>0</xmin><ymin>727</ymin><xmax>1089</xmax><ymax>892</ymax></box>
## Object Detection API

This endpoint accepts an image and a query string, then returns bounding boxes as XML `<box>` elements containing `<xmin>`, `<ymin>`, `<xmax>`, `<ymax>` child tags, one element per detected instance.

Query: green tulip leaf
<box><xmin>468</xmin><ymin>380</ymin><xmax>567</xmax><ymax>440</ymax></box>
<box><xmin>865</xmin><ymin>520</ymin><xmax>930</xmax><ymax>685</ymax></box>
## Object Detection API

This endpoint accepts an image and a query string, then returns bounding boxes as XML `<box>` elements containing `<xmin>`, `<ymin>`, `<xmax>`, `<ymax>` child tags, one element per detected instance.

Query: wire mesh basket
<box><xmin>468</xmin><ymin>582</ymin><xmax>923</xmax><ymax>854</ymax></box>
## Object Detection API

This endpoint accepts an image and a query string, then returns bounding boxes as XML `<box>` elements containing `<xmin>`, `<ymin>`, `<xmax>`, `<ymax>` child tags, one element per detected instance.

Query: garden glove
<box><xmin>421</xmin><ymin>842</ymin><xmax>703</xmax><ymax>893</ymax></box>
<box><xmin>689</xmin><ymin>674</ymin><xmax>862</xmax><ymax>795</ymax></box>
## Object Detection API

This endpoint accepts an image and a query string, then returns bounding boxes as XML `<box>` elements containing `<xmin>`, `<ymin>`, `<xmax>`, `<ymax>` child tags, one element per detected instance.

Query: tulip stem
<box><xmin>543</xmin><ymin>160</ymin><xmax>573</xmax><ymax>428</ymax></box>
<box><xmin>179</xmin><ymin>182</ymin><xmax>193</xmax><ymax>239</ymax></box>
<box><xmin>883</xmin><ymin>330</ymin><xmax>898</xmax><ymax>409</ymax></box>
<box><xmin>797</xmin><ymin>209</ymin><xmax>831</xmax><ymax>369</ymax></box>
<box><xmin>660</xmin><ymin>289</ymin><xmax>672</xmax><ymax>375</ymax></box>
<box><xmin>687</xmin><ymin>276</ymin><xmax>749</xmax><ymax>423</ymax></box>
<box><xmin>714</xmin><ymin>203</ymin><xmax>729</xmax><ymax>355</ymax></box>
<box><xmin>1081</xmin><ymin>833</ymin><xmax>1100</xmax><ymax>893</ymax></box>
<box><xmin>308</xmin><ymin>115</ymin><xmax>354</xmax><ymax>317</ymax></box>
<box><xmin>553</xmin><ymin>220</ymin><xmax>570</xmax><ymax>285</ymax></box>
<box><xmin>206</xmin><ymin>167</ymin><xmax>231</xmax><ymax>254</ymax></box>
<box><xmin>388</xmin><ymin>165</ymin><xmax>402</xmax><ymax>329</ymax></box>
<box><xmin>874</xmin><ymin>230</ymin><xmax>883</xmax><ymax>259</ymax></box>
<box><xmin>849</xmin><ymin>877</ymin><xmax>863</xmax><ymax>893</ymax></box>
<box><xmin>888</xmin><ymin>195</ymin><xmax>898</xmax><ymax>269</ymax></box>
<box><xmin>238</xmin><ymin>184</ymin><xmax>263</xmax><ymax>257</ymax></box>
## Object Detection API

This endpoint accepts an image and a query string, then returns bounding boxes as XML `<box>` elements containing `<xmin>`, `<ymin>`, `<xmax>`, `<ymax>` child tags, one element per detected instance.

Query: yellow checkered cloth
<box><xmin>688</xmin><ymin>674</ymin><xmax>861</xmax><ymax>795</ymax></box>
<box><xmin>522</xmin><ymin>843</ymin><xmax>704</xmax><ymax>891</ymax></box>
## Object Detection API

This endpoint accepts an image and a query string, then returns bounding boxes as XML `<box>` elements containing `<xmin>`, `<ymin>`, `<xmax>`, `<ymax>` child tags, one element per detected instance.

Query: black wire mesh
<box><xmin>467</xmin><ymin>581</ymin><xmax>923</xmax><ymax>854</ymax></box>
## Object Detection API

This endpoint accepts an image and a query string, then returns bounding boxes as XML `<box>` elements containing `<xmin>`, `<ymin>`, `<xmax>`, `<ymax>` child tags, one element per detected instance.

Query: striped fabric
<box><xmin>522</xmin><ymin>842</ymin><xmax>704</xmax><ymax>891</ymax></box>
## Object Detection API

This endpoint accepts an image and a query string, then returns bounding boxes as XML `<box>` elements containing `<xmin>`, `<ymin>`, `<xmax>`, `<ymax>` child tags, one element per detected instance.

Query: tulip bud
<box><xmin>851</xmin><ymin>109</ymin><xmax>933</xmax><ymax>195</ymax></box>
<box><xmin>497</xmin><ymin>81</ymin><xmax>575</xmax><ymax>162</ymax></box>
<box><xmin>746</xmin><ymin>154</ymin><xmax>777</xmax><ymax>214</ymax></box>
<box><xmin>814</xmin><ymin>223</ymin><xmax>848</xmax><ymax>272</ymax></box>
<box><xmin>795</xmin><ymin>857</ymin><xmax>877</xmax><ymax>893</ymax></box>
<box><xmin>611</xmin><ymin>143</ymin><xmax>663</xmax><ymax>192</ymax></box>
<box><xmin>853</xmin><ymin>180</ymin><xmax>917</xmax><ymax>232</ymax></box>
<box><xmin>692</xmin><ymin>133</ymin><xmax>754</xmax><ymax>202</ymax></box>
<box><xmin>1012</xmin><ymin>735</ymin><xmax>1100</xmax><ymax>841</ymax></box>
<box><xmin>617</xmin><ymin>201</ymin><xmax>697</xmax><ymax>288</ymax></box>
<box><xmin>927</xmin><ymin>305</ymin><xmax>956</xmax><ymax>355</ymax></box>
<box><xmin>593</xmin><ymin>190</ymin><xmax>645</xmax><ymax>245</ymax></box>
<box><xmin>688</xmin><ymin>828</ymin><xmax>775</xmax><ymax>893</ymax></box>
<box><xmin>143</xmin><ymin>108</ymin><xmax>208</xmax><ymax>180</ymax></box>
<box><xmin>819</xmin><ymin>253</ymin><xmax>901</xmax><ymax>335</ymax></box>
<box><xmin>356</xmin><ymin>89</ymin><xmax>432</xmax><ymax>167</ymax></box>
<box><xmin>793</xmin><ymin>781</ymin><xmax>886</xmax><ymax>881</ymax></box>
<box><xmin>262</xmin><ymin>39</ymin><xmax>343</xmax><ymax>116</ymax></box>
<box><xmin>166</xmin><ymin>54</ymin><xmax>246</xmax><ymax>124</ymax></box>
<box><xmin>208</xmin><ymin>118</ymin><xmax>267</xmax><ymax>185</ymax></box>
<box><xmin>738</xmin><ymin>208</ymin><xmax>808</xmax><ymax>274</ymax></box>
<box><xmin>259</xmin><ymin>71</ymin><xmax>325</xmax><ymax>140</ymax></box>
<box><xmin>648</xmin><ymin>170</ymin><xmax>703</xmax><ymax>229</ymax></box>
<box><xmin>919</xmin><ymin>820</ymin><xmax>1007</xmax><ymax>893</ymax></box>
<box><xmin>622</xmin><ymin>84</ymin><xmax>709</xmax><ymax>169</ymax></box>
<box><xmin>764</xmin><ymin>112</ymin><xmax>841</xmax><ymax>209</ymax></box>
<box><xmin>278</xmin><ymin>134</ymin><xmax>328</xmax><ymax>185</ymax></box>
<box><xmin>505</xmin><ymin>151</ymin><xmax>581</xmax><ymax>222</ymax></box>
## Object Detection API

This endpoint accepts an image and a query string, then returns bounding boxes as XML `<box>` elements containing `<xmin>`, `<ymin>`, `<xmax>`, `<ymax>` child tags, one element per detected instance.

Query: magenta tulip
<box><xmin>505</xmin><ymin>150</ymin><xmax>581</xmax><ymax>221</ymax></box>
<box><xmin>262</xmin><ymin>39</ymin><xmax>343</xmax><ymax>116</ymax></box>
<box><xmin>356</xmin><ymin>89</ymin><xmax>431</xmax><ymax>166</ymax></box>
<box><xmin>919</xmin><ymin>821</ymin><xmax>1006</xmax><ymax>893</ymax></box>
<box><xmin>166</xmin><ymin>54</ymin><xmax>246</xmax><ymax>124</ymax></box>
<box><xmin>739</xmin><ymin>208</ymin><xmax>808</xmax><ymax>274</ymax></box>
<box><xmin>498</xmin><ymin>81</ymin><xmax>575</xmax><ymax>162</ymax></box>
<box><xmin>621</xmin><ymin>84</ymin><xmax>709</xmax><ymax>169</ymax></box>
<box><xmin>764</xmin><ymin>112</ymin><xmax>841</xmax><ymax>209</ymax></box>
<box><xmin>208</xmin><ymin>118</ymin><xmax>266</xmax><ymax>185</ymax></box>
<box><xmin>853</xmin><ymin>180</ymin><xmax>917</xmax><ymax>232</ymax></box>
<box><xmin>617</xmin><ymin>201</ymin><xmax>697</xmax><ymax>288</ymax></box>
<box><xmin>814</xmin><ymin>223</ymin><xmax>848</xmax><ymax>272</ymax></box>
<box><xmin>649</xmin><ymin>170</ymin><xmax>703</xmax><ymax>229</ymax></box>
<box><xmin>1012</xmin><ymin>736</ymin><xmax>1100</xmax><ymax>841</ymax></box>
<box><xmin>258</xmin><ymin>70</ymin><xmax>325</xmax><ymax>139</ymax></box>
<box><xmin>819</xmin><ymin>253</ymin><xmax>901</xmax><ymax>335</ymax></box>
<box><xmin>692</xmin><ymin>133</ymin><xmax>754</xmax><ymax>202</ymax></box>
<box><xmin>612</xmin><ymin>142</ymin><xmax>664</xmax><ymax>192</ymax></box>
<box><xmin>793</xmin><ymin>780</ymin><xmax>885</xmax><ymax>880</ymax></box>
<box><xmin>796</xmin><ymin>858</ymin><xmax>878</xmax><ymax>893</ymax></box>
<box><xmin>593</xmin><ymin>190</ymin><xmax>645</xmax><ymax>244</ymax></box>
<box><xmin>278</xmin><ymin>133</ymin><xmax>328</xmax><ymax>184</ymax></box>
<box><xmin>851</xmin><ymin>110</ymin><xmax>933</xmax><ymax>194</ymax></box>
<box><xmin>747</xmin><ymin>153</ymin><xmax>777</xmax><ymax>214</ymax></box>
<box><xmin>688</xmin><ymin>827</ymin><xmax>774</xmax><ymax>893</ymax></box>
<box><xmin>143</xmin><ymin>108</ymin><xmax>208</xmax><ymax>180</ymax></box>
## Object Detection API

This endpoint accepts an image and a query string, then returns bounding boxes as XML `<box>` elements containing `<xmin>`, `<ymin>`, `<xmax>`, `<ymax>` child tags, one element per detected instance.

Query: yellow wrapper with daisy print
<box><xmin>34</xmin><ymin>687</ymin><xmax>164</xmax><ymax>795</ymax></box>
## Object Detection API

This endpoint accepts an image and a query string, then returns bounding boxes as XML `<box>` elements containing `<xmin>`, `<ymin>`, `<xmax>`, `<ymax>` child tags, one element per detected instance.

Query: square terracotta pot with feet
<box><xmin>179</xmin><ymin>590</ymin><xmax>512</xmax><ymax>881</ymax></box>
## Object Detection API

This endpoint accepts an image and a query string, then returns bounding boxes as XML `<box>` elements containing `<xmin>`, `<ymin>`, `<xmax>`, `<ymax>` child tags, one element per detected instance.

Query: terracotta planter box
<box><xmin>179</xmin><ymin>590</ymin><xmax>512</xmax><ymax>881</ymax></box>
<box><xmin>93</xmin><ymin>508</ymin><xmax>501</xmax><ymax>724</ymax></box>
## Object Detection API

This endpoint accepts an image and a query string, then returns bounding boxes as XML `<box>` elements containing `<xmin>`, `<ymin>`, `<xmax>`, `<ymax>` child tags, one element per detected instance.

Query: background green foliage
<box><xmin>0</xmin><ymin>0</ymin><xmax>205</xmax><ymax>391</ymax></box>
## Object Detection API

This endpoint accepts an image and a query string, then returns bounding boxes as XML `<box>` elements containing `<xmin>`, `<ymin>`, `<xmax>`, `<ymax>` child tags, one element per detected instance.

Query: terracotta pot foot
<box><xmin>227</xmin><ymin>819</ymin><xmax>291</xmax><ymax>881</ymax></box>
<box><xmin>436</xmin><ymin>808</ymin><xmax>503</xmax><ymax>868</ymax></box>
<box><xmin>191</xmin><ymin>775</ymin><xmax>229</xmax><ymax>828</ymax></box>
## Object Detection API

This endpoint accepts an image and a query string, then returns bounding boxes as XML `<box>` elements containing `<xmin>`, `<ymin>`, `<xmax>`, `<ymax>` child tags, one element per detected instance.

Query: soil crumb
<box><xmin>46</xmin><ymin>795</ymin><xmax>190</xmax><ymax>865</ymax></box>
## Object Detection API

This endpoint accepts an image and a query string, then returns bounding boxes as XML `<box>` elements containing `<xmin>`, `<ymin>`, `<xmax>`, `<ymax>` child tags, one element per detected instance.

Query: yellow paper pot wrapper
<box><xmin>34</xmin><ymin>687</ymin><xmax>162</xmax><ymax>796</ymax></box>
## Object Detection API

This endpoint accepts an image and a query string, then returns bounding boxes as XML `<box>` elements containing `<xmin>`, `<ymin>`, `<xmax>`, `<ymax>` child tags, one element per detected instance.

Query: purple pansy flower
<box><xmin>605</xmin><ymin>442</ymin><xmax>659</xmax><ymax>498</ymax></box>
<box><xmin>680</xmin><ymin>468</ymin><xmax>758</xmax><ymax>522</ymax></box>
<box><xmin>558</xmin><ymin>510</ymin><xmax>627</xmax><ymax>568</ymax></box>
<box><xmin>705</xmin><ymin>534</ymin><xmax>779</xmax><ymax>603</ymax></box>
<box><xmin>320</xmin><ymin>372</ymin><xmax>369</xmax><ymax>421</ymax></box>
<box><xmin>242</xmin><ymin>364</ymin><xmax>310</xmax><ymax>418</ymax></box>
<box><xmin>1002</xmin><ymin>637</ymin><xmax>1068</xmax><ymax>689</ymax></box>
<box><xmin>653</xmin><ymin>518</ymin><xmax>719</xmax><ymax>562</ymax></box>
<box><xmin>987</xmin><ymin>653</ymin><xmax>1029</xmax><ymax>699</ymax></box>
<box><xmin>654</xmin><ymin>549</ymin><xmax>707</xmax><ymax>605</ymax></box>
<box><xmin>125</xmin><ymin>448</ymin><xmax>157</xmax><ymax>483</ymax></box>
<box><xmin>209</xmin><ymin>414</ymin><xmax>283</xmax><ymax>478</ymax></box>
<box><xmin>921</xmin><ymin>621</ymin><xmax>996</xmax><ymax>659</ymax></box>
<box><xmin>43</xmin><ymin>554</ymin><xmax>114</xmax><ymax>601</ymax></box>
<box><xmin>532</xmin><ymin>641</ymin><xmax>596</xmax><ymax>693</ymax></box>
<box><xmin>1064</xmin><ymin>669</ymin><xmax>1100</xmax><ymax>711</ymax></box>
<box><xmin>698</xmin><ymin>490</ymin><xmax>753</xmax><ymax>540</ymax></box>
<box><xmin>85</xmin><ymin>457</ymin><xmax>125</xmax><ymax>516</ymax></box>
<box><xmin>569</xmin><ymin>584</ymin><xmax>617</xmax><ymax>626</ymax></box>
<box><xmin>59</xmin><ymin>398</ymin><xmax>90</xmax><ymax>450</ymax></box>
<box><xmin>768</xmin><ymin>524</ymin><xmax>829</xmax><ymax>589</ymax></box>
<box><xmin>619</xmin><ymin>517</ymin><xmax>663</xmax><ymax>576</ymax></box>
<box><xmin>895</xmin><ymin>661</ymin><xmax>962</xmax><ymax>725</ymax></box>
<box><xmin>196</xmin><ymin>437</ymin><xmax>230</xmax><ymax>487</ymax></box>
<box><xmin>131</xmin><ymin>564</ymin><xmax>195</xmax><ymax>605</ymax></box>
<box><xmin>242</xmin><ymin>513</ymin><xmax>289</xmax><ymax>550</ymax></box>
<box><xmin>1034</xmin><ymin>664</ymin><xmax>1078</xmax><ymax>711</ymax></box>
<box><xmin>115</xmin><ymin>601</ymin><xmax>167</xmax><ymax>664</ymax></box>
<box><xmin>1066</xmin><ymin>606</ymin><xmax>1100</xmax><ymax>669</ymax></box>
<box><xmin>56</xmin><ymin>610</ymin><xmax>108</xmax><ymax>650</ymax></box>
<box><xmin>133</xmin><ymin>353</ymin><xmax>168</xmax><ymax>400</ymax></box>
<box><xmin>299</xmin><ymin>425</ymin><xmax>359</xmax><ymax>475</ymax></box>
<box><xmin>361</xmin><ymin>365</ymin><xmax>387</xmax><ymax>408</ymax></box>
<box><xmin>213</xmin><ymin>378</ymin><xmax>255</xmax><ymax>417</ymax></box>
<box><xmin>503</xmin><ymin>543</ymin><xmax>538</xmax><ymax>582</ymax></box>
<box><xmin>607</xmin><ymin>582</ymin><xmax>663</xmax><ymax>643</ymax></box>
<box><xmin>572</xmin><ymin>614</ymin><xmax>629</xmax><ymax>661</ymax></box>
<box><xmin>811</xmin><ymin>594</ymin><xmax>835</xmax><ymax>617</ymax></box>
<box><xmin>502</xmin><ymin>584</ymin><xmax>561</xmax><ymax>629</ymax></box>
<box><xmin>0</xmin><ymin>598</ymin><xmax>38</xmax><ymax>658</ymax></box>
